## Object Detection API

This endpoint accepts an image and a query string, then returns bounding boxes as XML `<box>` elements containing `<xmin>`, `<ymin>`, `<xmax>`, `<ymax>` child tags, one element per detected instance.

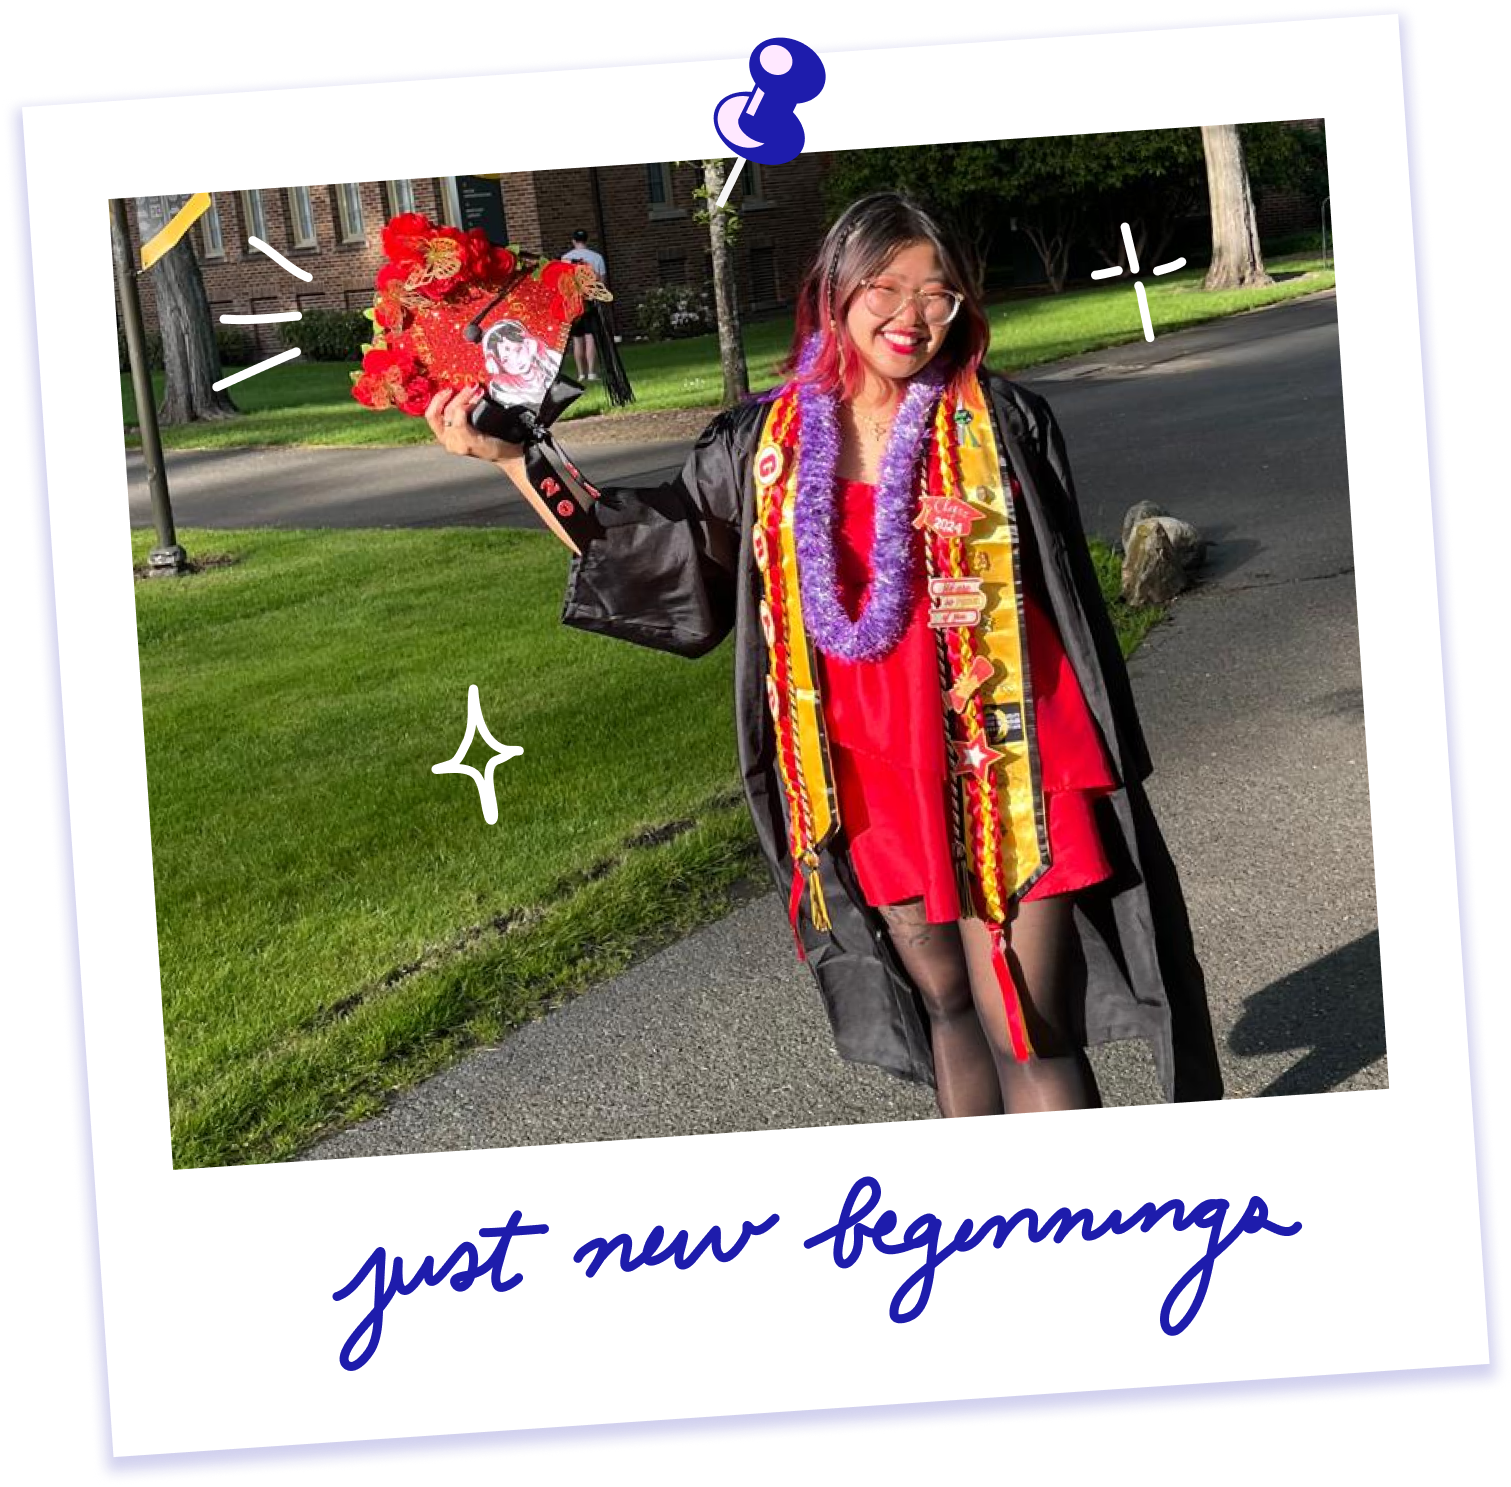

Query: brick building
<box><xmin>497</xmin><ymin>159</ymin><xmax>827</xmax><ymax>324</ymax></box>
<box><xmin>122</xmin><ymin>159</ymin><xmax>831</xmax><ymax>356</ymax></box>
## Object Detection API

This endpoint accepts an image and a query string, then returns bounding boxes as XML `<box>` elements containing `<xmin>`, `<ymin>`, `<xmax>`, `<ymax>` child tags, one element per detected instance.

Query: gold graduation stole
<box><xmin>754</xmin><ymin>376</ymin><xmax>1048</xmax><ymax>1061</ymax></box>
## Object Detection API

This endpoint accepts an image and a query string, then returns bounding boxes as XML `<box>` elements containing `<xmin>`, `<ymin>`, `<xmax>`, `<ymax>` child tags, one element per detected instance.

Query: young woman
<box><xmin>426</xmin><ymin>193</ymin><xmax>1223</xmax><ymax>1116</ymax></box>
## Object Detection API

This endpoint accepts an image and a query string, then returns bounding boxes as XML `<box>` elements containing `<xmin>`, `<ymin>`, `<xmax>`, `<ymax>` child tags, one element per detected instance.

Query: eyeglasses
<box><xmin>858</xmin><ymin>279</ymin><xmax>964</xmax><ymax>326</ymax></box>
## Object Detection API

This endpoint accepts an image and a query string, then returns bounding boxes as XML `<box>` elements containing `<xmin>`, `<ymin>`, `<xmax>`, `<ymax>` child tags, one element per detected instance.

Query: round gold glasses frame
<box><xmin>858</xmin><ymin>280</ymin><xmax>965</xmax><ymax>326</ymax></box>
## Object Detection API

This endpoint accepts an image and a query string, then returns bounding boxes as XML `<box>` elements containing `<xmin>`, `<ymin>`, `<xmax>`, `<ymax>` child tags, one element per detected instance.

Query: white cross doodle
<box><xmin>1090</xmin><ymin>222</ymin><xmax>1187</xmax><ymax>342</ymax></box>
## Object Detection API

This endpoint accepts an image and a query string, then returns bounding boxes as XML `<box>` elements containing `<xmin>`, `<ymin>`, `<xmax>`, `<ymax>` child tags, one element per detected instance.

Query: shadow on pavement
<box><xmin>1229</xmin><ymin>931</ymin><xmax>1386</xmax><ymax>1096</ymax></box>
<box><xmin>1189</xmin><ymin>529</ymin><xmax>1263</xmax><ymax>584</ymax></box>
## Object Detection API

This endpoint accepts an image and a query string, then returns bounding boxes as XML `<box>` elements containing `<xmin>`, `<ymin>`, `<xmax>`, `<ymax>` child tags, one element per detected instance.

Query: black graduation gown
<box><xmin>560</xmin><ymin>372</ymin><xmax>1224</xmax><ymax>1103</ymax></box>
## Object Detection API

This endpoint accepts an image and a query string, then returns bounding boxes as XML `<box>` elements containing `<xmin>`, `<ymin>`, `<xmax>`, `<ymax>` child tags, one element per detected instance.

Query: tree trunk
<box><xmin>702</xmin><ymin>160</ymin><xmax>749</xmax><ymax>405</ymax></box>
<box><xmin>136</xmin><ymin>196</ymin><xmax>239</xmax><ymax>424</ymax></box>
<box><xmin>1020</xmin><ymin>206</ymin><xmax>1078</xmax><ymax>294</ymax></box>
<box><xmin>1200</xmin><ymin>125</ymin><xmax>1273</xmax><ymax>290</ymax></box>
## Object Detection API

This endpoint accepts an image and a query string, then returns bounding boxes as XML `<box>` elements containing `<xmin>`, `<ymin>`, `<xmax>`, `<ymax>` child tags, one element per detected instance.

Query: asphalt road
<box><xmin>1029</xmin><ymin>293</ymin><xmax>1351</xmax><ymax>576</ymax></box>
<box><xmin>152</xmin><ymin>293</ymin><xmax>1378</xmax><ymax>1156</ymax></box>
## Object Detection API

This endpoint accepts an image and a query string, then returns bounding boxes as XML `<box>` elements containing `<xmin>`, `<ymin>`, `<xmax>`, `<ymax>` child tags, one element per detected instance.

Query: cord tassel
<box><xmin>586</xmin><ymin>300</ymin><xmax>634</xmax><ymax>407</ymax></box>
<box><xmin>988</xmin><ymin>921</ymin><xmax>1036</xmax><ymax>1062</ymax></box>
<box><xmin>806</xmin><ymin>861</ymin><xmax>832</xmax><ymax>933</ymax></box>
<box><xmin>788</xmin><ymin>865</ymin><xmax>808</xmax><ymax>962</ymax></box>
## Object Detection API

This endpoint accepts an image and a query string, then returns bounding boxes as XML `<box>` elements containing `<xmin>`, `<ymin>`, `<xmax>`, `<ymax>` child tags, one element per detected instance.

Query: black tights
<box><xmin>877</xmin><ymin>897</ymin><xmax>1102</xmax><ymax>1118</ymax></box>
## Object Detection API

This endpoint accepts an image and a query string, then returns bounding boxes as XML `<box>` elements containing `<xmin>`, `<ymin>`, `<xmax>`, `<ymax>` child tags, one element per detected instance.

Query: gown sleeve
<box><xmin>559</xmin><ymin>406</ymin><xmax>753</xmax><ymax>660</ymax></box>
<box><xmin>1004</xmin><ymin>379</ymin><xmax>1157</xmax><ymax>784</ymax></box>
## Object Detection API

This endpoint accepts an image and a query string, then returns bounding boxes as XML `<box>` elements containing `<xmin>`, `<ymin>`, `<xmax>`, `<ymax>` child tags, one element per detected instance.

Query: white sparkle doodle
<box><xmin>211</xmin><ymin>235</ymin><xmax>312</xmax><ymax>390</ymax></box>
<box><xmin>1090</xmin><ymin>221</ymin><xmax>1187</xmax><ymax>342</ymax></box>
<box><xmin>432</xmin><ymin>685</ymin><xmax>524</xmax><ymax>825</ymax></box>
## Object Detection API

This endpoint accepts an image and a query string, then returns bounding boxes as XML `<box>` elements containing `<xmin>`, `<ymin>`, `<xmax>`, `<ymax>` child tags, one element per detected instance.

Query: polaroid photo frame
<box><xmin>22</xmin><ymin>14</ymin><xmax>1486</xmax><ymax>1458</ymax></box>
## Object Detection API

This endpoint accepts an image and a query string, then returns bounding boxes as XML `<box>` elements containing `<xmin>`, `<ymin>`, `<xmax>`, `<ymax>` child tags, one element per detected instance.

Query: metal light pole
<box><xmin>112</xmin><ymin>197</ymin><xmax>186</xmax><ymax>576</ymax></box>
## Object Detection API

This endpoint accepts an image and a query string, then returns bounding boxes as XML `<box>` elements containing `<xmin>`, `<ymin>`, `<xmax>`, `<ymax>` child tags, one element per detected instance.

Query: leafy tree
<box><xmin>1074</xmin><ymin>130</ymin><xmax>1206</xmax><ymax>273</ymax></box>
<box><xmin>1240</xmin><ymin>119</ymin><xmax>1329</xmax><ymax>199</ymax></box>
<box><xmin>822</xmin><ymin>141</ymin><xmax>1012</xmax><ymax>278</ymax></box>
<box><xmin>824</xmin><ymin>131</ymin><xmax>1208</xmax><ymax>292</ymax></box>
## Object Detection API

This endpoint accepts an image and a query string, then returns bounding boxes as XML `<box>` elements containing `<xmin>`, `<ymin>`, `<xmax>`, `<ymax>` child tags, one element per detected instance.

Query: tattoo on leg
<box><xmin>879</xmin><ymin>900</ymin><xmax>936</xmax><ymax>949</ymax></box>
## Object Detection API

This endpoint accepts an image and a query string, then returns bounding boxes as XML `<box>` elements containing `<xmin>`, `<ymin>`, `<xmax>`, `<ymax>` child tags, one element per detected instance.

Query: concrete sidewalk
<box><xmin>125</xmin><ymin>435</ymin><xmax>691</xmax><ymax>533</ymax></box>
<box><xmin>304</xmin><ymin>294</ymin><xmax>1381</xmax><ymax>1160</ymax></box>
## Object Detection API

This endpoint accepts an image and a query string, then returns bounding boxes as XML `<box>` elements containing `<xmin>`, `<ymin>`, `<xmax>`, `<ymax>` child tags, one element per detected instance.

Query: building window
<box><xmin>657</xmin><ymin>253</ymin><xmax>688</xmax><ymax>286</ymax></box>
<box><xmin>741</xmin><ymin>163</ymin><xmax>769</xmax><ymax>207</ymax></box>
<box><xmin>386</xmin><ymin>179</ymin><xmax>417</xmax><ymax>217</ymax></box>
<box><xmin>439</xmin><ymin>176</ymin><xmax>462</xmax><ymax>227</ymax></box>
<box><xmin>287</xmin><ymin>187</ymin><xmax>317</xmax><ymax>249</ymax></box>
<box><xmin>334</xmin><ymin>183</ymin><xmax>365</xmax><ymax>244</ymax></box>
<box><xmin>240</xmin><ymin>189</ymin><xmax>267</xmax><ymax>243</ymax></box>
<box><xmin>647</xmin><ymin>162</ymin><xmax>683</xmax><ymax>218</ymax></box>
<box><xmin>199</xmin><ymin>195</ymin><xmax>225</xmax><ymax>259</ymax></box>
<box><xmin>748</xmin><ymin>244</ymin><xmax>778</xmax><ymax>305</ymax></box>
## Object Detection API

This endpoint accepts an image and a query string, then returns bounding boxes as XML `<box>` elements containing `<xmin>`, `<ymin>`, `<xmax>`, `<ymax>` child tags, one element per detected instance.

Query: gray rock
<box><xmin>1122</xmin><ymin>519</ymin><xmax>1186</xmax><ymax>605</ymax></box>
<box><xmin>1151</xmin><ymin>514</ymin><xmax>1208</xmax><ymax>574</ymax></box>
<box><xmin>1121</xmin><ymin>500</ymin><xmax>1168</xmax><ymax>552</ymax></box>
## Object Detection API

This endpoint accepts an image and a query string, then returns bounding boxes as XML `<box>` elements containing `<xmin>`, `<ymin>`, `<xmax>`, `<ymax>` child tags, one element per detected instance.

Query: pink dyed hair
<box><xmin>785</xmin><ymin>193</ymin><xmax>991</xmax><ymax>403</ymax></box>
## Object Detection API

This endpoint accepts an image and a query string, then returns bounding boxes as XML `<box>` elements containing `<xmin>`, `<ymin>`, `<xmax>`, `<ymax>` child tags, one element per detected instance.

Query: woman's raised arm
<box><xmin>424</xmin><ymin>386</ymin><xmax>590</xmax><ymax>554</ymax></box>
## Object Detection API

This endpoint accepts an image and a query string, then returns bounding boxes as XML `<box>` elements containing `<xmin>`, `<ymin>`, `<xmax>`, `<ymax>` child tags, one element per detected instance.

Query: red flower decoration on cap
<box><xmin>352</xmin><ymin>344</ymin><xmax>434</xmax><ymax>415</ymax></box>
<box><xmin>380</xmin><ymin>214</ymin><xmax>504</xmax><ymax>302</ymax></box>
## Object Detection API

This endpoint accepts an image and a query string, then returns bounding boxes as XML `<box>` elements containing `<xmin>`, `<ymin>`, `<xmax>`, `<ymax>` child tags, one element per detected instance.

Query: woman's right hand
<box><xmin>426</xmin><ymin>384</ymin><xmax>589</xmax><ymax>556</ymax></box>
<box><xmin>424</xmin><ymin>386</ymin><xmax>524</xmax><ymax>468</ymax></box>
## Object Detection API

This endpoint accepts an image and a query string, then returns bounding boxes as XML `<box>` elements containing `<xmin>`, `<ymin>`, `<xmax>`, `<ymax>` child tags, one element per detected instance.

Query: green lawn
<box><xmin>135</xmin><ymin>524</ymin><xmax>1155</xmax><ymax>1167</ymax></box>
<box><xmin>122</xmin><ymin>256</ymin><xmax>1335</xmax><ymax>450</ymax></box>
<box><xmin>984</xmin><ymin>257</ymin><xmax>1335</xmax><ymax>372</ymax></box>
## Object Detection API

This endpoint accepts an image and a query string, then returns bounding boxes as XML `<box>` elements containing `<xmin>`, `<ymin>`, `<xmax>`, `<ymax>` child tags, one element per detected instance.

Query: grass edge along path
<box><xmin>178</xmin><ymin>796</ymin><xmax>762</xmax><ymax>1168</ymax></box>
<box><xmin>141</xmin><ymin>527</ymin><xmax>1160</xmax><ymax>1168</ymax></box>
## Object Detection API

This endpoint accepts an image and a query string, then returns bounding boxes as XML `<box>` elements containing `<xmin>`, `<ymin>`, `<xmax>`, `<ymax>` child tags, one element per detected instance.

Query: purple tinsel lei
<box><xmin>792</xmin><ymin>338</ymin><xmax>945</xmax><ymax>662</ymax></box>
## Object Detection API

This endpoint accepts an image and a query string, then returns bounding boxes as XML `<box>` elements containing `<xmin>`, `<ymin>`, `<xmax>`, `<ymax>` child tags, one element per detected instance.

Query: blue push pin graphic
<box><xmin>713</xmin><ymin>38</ymin><xmax>826</xmax><ymax>207</ymax></box>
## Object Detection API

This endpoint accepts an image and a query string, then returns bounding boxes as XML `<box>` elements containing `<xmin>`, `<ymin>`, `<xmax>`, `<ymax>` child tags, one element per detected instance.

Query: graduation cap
<box><xmin>353</xmin><ymin>212</ymin><xmax>632</xmax><ymax>541</ymax></box>
<box><xmin>353</xmin><ymin>212</ymin><xmax>631</xmax><ymax>431</ymax></box>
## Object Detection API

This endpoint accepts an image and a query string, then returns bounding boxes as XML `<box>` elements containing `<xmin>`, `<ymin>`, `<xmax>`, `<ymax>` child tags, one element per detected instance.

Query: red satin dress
<box><xmin>816</xmin><ymin>479</ymin><xmax>1117</xmax><ymax>924</ymax></box>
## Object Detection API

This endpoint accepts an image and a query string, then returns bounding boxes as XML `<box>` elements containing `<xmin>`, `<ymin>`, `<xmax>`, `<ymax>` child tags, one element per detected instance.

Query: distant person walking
<box><xmin>562</xmin><ymin>229</ymin><xmax>608</xmax><ymax>383</ymax></box>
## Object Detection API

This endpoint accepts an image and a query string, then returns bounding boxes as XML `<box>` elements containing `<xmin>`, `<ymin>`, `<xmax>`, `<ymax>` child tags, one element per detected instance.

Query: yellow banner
<box><xmin>139</xmin><ymin>193</ymin><xmax>213</xmax><ymax>270</ymax></box>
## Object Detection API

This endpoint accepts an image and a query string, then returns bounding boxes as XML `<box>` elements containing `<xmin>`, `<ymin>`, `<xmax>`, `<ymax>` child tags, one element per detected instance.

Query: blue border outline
<box><xmin>8</xmin><ymin>8</ymin><xmax>1498</xmax><ymax>1474</ymax></box>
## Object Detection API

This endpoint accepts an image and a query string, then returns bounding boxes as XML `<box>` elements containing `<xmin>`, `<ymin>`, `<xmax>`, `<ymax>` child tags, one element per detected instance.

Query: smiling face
<box><xmin>841</xmin><ymin>240</ymin><xmax>954</xmax><ymax>392</ymax></box>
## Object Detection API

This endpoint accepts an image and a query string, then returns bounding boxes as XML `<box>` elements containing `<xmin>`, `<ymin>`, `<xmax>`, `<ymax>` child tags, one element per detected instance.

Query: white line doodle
<box><xmin>248</xmin><ymin>234</ymin><xmax>314</xmax><ymax>281</ymax></box>
<box><xmin>212</xmin><ymin>347</ymin><xmax>301</xmax><ymax>391</ymax></box>
<box><xmin>220</xmin><ymin>310</ymin><xmax>303</xmax><ymax>324</ymax></box>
